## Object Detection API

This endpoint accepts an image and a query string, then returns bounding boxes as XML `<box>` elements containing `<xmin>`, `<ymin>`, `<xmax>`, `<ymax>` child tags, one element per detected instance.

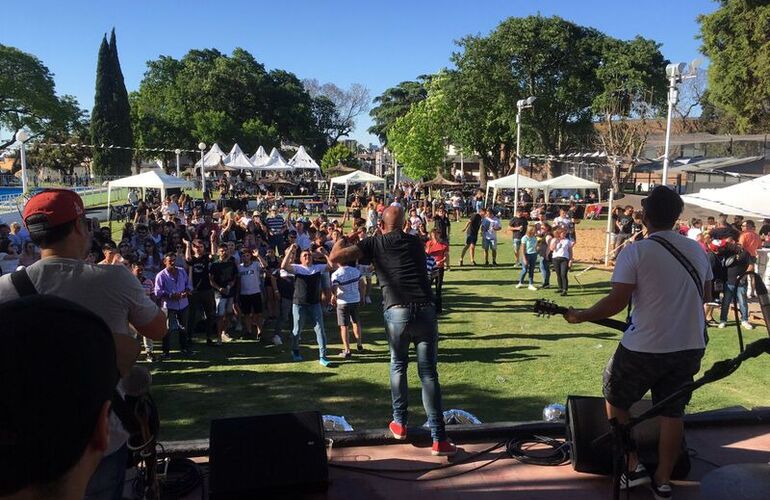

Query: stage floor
<box><xmin>176</xmin><ymin>421</ymin><xmax>770</xmax><ymax>499</ymax></box>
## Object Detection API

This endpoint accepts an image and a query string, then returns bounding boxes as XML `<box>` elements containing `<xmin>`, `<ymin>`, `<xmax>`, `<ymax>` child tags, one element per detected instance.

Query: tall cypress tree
<box><xmin>109</xmin><ymin>29</ymin><xmax>133</xmax><ymax>174</ymax></box>
<box><xmin>90</xmin><ymin>29</ymin><xmax>133</xmax><ymax>175</ymax></box>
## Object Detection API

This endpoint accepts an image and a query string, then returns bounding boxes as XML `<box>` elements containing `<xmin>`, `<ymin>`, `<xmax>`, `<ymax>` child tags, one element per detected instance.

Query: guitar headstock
<box><xmin>533</xmin><ymin>299</ymin><xmax>565</xmax><ymax>317</ymax></box>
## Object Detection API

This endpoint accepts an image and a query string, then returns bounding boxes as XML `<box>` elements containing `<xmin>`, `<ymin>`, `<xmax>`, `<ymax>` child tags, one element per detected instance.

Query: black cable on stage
<box><xmin>158</xmin><ymin>457</ymin><xmax>204</xmax><ymax>499</ymax></box>
<box><xmin>505</xmin><ymin>435</ymin><xmax>571</xmax><ymax>466</ymax></box>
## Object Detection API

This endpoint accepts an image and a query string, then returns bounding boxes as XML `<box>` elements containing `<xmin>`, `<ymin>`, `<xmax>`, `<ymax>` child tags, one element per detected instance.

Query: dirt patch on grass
<box><xmin>574</xmin><ymin>227</ymin><xmax>609</xmax><ymax>263</ymax></box>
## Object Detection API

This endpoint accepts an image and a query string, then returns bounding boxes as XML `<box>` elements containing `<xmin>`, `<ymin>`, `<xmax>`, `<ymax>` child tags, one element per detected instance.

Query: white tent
<box><xmin>261</xmin><ymin>147</ymin><xmax>294</xmax><ymax>172</ymax></box>
<box><xmin>289</xmin><ymin>146</ymin><xmax>322</xmax><ymax>173</ymax></box>
<box><xmin>682</xmin><ymin>174</ymin><xmax>770</xmax><ymax>218</ymax></box>
<box><xmin>485</xmin><ymin>173</ymin><xmax>542</xmax><ymax>206</ymax></box>
<box><xmin>223</xmin><ymin>143</ymin><xmax>257</xmax><ymax>170</ymax></box>
<box><xmin>328</xmin><ymin>170</ymin><xmax>386</xmax><ymax>203</ymax></box>
<box><xmin>194</xmin><ymin>143</ymin><xmax>225</xmax><ymax>168</ymax></box>
<box><xmin>250</xmin><ymin>146</ymin><xmax>270</xmax><ymax>167</ymax></box>
<box><xmin>106</xmin><ymin>169</ymin><xmax>195</xmax><ymax>222</ymax></box>
<box><xmin>539</xmin><ymin>174</ymin><xmax>601</xmax><ymax>202</ymax></box>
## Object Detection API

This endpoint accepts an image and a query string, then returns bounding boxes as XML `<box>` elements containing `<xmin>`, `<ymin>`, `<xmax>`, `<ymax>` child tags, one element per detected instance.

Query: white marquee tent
<box><xmin>328</xmin><ymin>170</ymin><xmax>386</xmax><ymax>202</ymax></box>
<box><xmin>289</xmin><ymin>146</ymin><xmax>322</xmax><ymax>173</ymax></box>
<box><xmin>250</xmin><ymin>146</ymin><xmax>270</xmax><ymax>167</ymax></box>
<box><xmin>106</xmin><ymin>169</ymin><xmax>195</xmax><ymax>222</ymax></box>
<box><xmin>682</xmin><ymin>174</ymin><xmax>770</xmax><ymax>218</ymax></box>
<box><xmin>539</xmin><ymin>174</ymin><xmax>601</xmax><ymax>202</ymax></box>
<box><xmin>484</xmin><ymin>173</ymin><xmax>542</xmax><ymax>205</ymax></box>
<box><xmin>261</xmin><ymin>147</ymin><xmax>294</xmax><ymax>172</ymax></box>
<box><xmin>223</xmin><ymin>144</ymin><xmax>257</xmax><ymax>170</ymax></box>
<box><xmin>194</xmin><ymin>143</ymin><xmax>225</xmax><ymax>169</ymax></box>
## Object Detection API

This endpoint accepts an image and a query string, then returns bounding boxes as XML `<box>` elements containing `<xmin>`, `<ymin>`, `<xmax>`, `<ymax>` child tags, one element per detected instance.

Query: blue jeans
<box><xmin>162</xmin><ymin>307</ymin><xmax>189</xmax><ymax>354</ymax></box>
<box><xmin>519</xmin><ymin>253</ymin><xmax>538</xmax><ymax>284</ymax></box>
<box><xmin>540</xmin><ymin>257</ymin><xmax>551</xmax><ymax>286</ymax></box>
<box><xmin>84</xmin><ymin>444</ymin><xmax>128</xmax><ymax>500</ymax></box>
<box><xmin>383</xmin><ymin>304</ymin><xmax>446</xmax><ymax>441</ymax></box>
<box><xmin>292</xmin><ymin>303</ymin><xmax>327</xmax><ymax>358</ymax></box>
<box><xmin>720</xmin><ymin>282</ymin><xmax>748</xmax><ymax>322</ymax></box>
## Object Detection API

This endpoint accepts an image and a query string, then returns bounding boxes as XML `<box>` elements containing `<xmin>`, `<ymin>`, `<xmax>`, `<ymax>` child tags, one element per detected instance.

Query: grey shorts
<box><xmin>336</xmin><ymin>303</ymin><xmax>360</xmax><ymax>326</ymax></box>
<box><xmin>603</xmin><ymin>344</ymin><xmax>704</xmax><ymax>418</ymax></box>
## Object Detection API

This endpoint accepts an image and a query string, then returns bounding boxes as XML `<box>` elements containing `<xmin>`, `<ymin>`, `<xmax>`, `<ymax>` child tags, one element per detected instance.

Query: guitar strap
<box><xmin>9</xmin><ymin>268</ymin><xmax>142</xmax><ymax>442</ymax></box>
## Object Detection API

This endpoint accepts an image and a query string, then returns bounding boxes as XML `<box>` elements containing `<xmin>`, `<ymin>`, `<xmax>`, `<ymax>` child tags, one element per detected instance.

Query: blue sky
<box><xmin>4</xmin><ymin>0</ymin><xmax>718</xmax><ymax>147</ymax></box>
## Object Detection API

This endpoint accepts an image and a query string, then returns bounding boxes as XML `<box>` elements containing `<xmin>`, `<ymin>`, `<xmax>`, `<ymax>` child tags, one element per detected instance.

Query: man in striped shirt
<box><xmin>265</xmin><ymin>205</ymin><xmax>286</xmax><ymax>253</ymax></box>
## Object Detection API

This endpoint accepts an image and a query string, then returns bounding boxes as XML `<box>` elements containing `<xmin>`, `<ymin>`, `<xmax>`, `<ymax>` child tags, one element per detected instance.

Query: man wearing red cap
<box><xmin>0</xmin><ymin>189</ymin><xmax>167</xmax><ymax>500</ymax></box>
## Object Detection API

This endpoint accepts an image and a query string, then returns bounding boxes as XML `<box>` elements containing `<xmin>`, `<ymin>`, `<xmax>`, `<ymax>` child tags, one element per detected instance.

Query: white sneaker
<box><xmin>528</xmin><ymin>285</ymin><xmax>538</xmax><ymax>291</ymax></box>
<box><xmin>717</xmin><ymin>322</ymin><xmax>727</xmax><ymax>329</ymax></box>
<box><xmin>741</xmin><ymin>321</ymin><xmax>754</xmax><ymax>330</ymax></box>
<box><xmin>272</xmin><ymin>334</ymin><xmax>283</xmax><ymax>345</ymax></box>
<box><xmin>516</xmin><ymin>283</ymin><xmax>524</xmax><ymax>289</ymax></box>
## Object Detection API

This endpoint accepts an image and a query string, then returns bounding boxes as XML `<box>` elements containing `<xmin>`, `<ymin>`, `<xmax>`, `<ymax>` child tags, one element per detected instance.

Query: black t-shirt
<box><xmin>433</xmin><ymin>215</ymin><xmax>450</xmax><ymax>241</ymax></box>
<box><xmin>356</xmin><ymin>230</ymin><xmax>433</xmax><ymax>309</ymax></box>
<box><xmin>291</xmin><ymin>265</ymin><xmax>325</xmax><ymax>305</ymax></box>
<box><xmin>276</xmin><ymin>271</ymin><xmax>295</xmax><ymax>299</ymax></box>
<box><xmin>468</xmin><ymin>213</ymin><xmax>482</xmax><ymax>236</ymax></box>
<box><xmin>186</xmin><ymin>254</ymin><xmax>212</xmax><ymax>291</ymax></box>
<box><xmin>209</xmin><ymin>259</ymin><xmax>238</xmax><ymax>297</ymax></box>
<box><xmin>725</xmin><ymin>249</ymin><xmax>750</xmax><ymax>285</ymax></box>
<box><xmin>509</xmin><ymin>217</ymin><xmax>528</xmax><ymax>239</ymax></box>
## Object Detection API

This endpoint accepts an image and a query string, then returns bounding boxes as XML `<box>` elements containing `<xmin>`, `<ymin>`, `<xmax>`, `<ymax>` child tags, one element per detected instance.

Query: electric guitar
<box><xmin>533</xmin><ymin>299</ymin><xmax>628</xmax><ymax>332</ymax></box>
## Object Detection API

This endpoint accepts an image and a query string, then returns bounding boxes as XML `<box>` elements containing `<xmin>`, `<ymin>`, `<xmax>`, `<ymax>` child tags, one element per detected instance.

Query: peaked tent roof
<box><xmin>223</xmin><ymin>143</ymin><xmax>257</xmax><ymax>170</ymax></box>
<box><xmin>289</xmin><ymin>146</ymin><xmax>321</xmax><ymax>171</ymax></box>
<box><xmin>250</xmin><ymin>146</ymin><xmax>269</xmax><ymax>167</ymax></box>
<box><xmin>682</xmin><ymin>174</ymin><xmax>770</xmax><ymax>218</ymax></box>
<box><xmin>261</xmin><ymin>147</ymin><xmax>294</xmax><ymax>171</ymax></box>
<box><xmin>107</xmin><ymin>169</ymin><xmax>195</xmax><ymax>190</ymax></box>
<box><xmin>329</xmin><ymin>170</ymin><xmax>386</xmax><ymax>185</ymax></box>
<box><xmin>194</xmin><ymin>143</ymin><xmax>226</xmax><ymax>168</ymax></box>
<box><xmin>421</xmin><ymin>173</ymin><xmax>463</xmax><ymax>188</ymax></box>
<box><xmin>486</xmin><ymin>173</ymin><xmax>541</xmax><ymax>189</ymax></box>
<box><xmin>539</xmin><ymin>174</ymin><xmax>600</xmax><ymax>190</ymax></box>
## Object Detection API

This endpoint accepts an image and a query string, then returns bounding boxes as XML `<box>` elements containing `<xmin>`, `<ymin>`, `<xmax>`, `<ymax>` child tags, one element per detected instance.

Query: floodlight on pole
<box><xmin>662</xmin><ymin>61</ymin><xmax>697</xmax><ymax>188</ymax></box>
<box><xmin>198</xmin><ymin>142</ymin><xmax>207</xmax><ymax>194</ymax></box>
<box><xmin>174</xmin><ymin>148</ymin><xmax>181</xmax><ymax>177</ymax></box>
<box><xmin>514</xmin><ymin>96</ymin><xmax>536</xmax><ymax>214</ymax></box>
<box><xmin>15</xmin><ymin>130</ymin><xmax>30</xmax><ymax>194</ymax></box>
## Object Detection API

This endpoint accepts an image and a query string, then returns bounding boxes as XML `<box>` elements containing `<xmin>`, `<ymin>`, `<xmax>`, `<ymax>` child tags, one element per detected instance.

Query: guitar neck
<box><xmin>536</xmin><ymin>302</ymin><xmax>628</xmax><ymax>333</ymax></box>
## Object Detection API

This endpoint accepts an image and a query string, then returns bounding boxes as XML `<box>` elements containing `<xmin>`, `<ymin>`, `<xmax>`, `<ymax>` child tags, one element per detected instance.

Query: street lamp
<box><xmin>514</xmin><ymin>96</ymin><xmax>536</xmax><ymax>214</ymax></box>
<box><xmin>15</xmin><ymin>130</ymin><xmax>29</xmax><ymax>194</ymax></box>
<box><xmin>175</xmin><ymin>148</ymin><xmax>181</xmax><ymax>177</ymax></box>
<box><xmin>662</xmin><ymin>61</ymin><xmax>698</xmax><ymax>188</ymax></box>
<box><xmin>198</xmin><ymin>142</ymin><xmax>207</xmax><ymax>193</ymax></box>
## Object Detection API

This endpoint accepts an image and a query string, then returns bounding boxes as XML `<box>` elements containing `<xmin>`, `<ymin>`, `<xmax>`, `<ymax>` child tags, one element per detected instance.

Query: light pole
<box><xmin>15</xmin><ymin>130</ymin><xmax>29</xmax><ymax>194</ymax></box>
<box><xmin>513</xmin><ymin>96</ymin><xmax>536</xmax><ymax>214</ymax></box>
<box><xmin>662</xmin><ymin>61</ymin><xmax>698</xmax><ymax>188</ymax></box>
<box><xmin>198</xmin><ymin>142</ymin><xmax>207</xmax><ymax>194</ymax></box>
<box><xmin>175</xmin><ymin>148</ymin><xmax>181</xmax><ymax>177</ymax></box>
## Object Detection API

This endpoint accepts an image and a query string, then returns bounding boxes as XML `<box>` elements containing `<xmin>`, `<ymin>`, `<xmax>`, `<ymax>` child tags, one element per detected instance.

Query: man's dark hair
<box><xmin>641</xmin><ymin>186</ymin><xmax>683</xmax><ymax>229</ymax></box>
<box><xmin>217</xmin><ymin>243</ymin><xmax>228</xmax><ymax>250</ymax></box>
<box><xmin>27</xmin><ymin>215</ymin><xmax>79</xmax><ymax>248</ymax></box>
<box><xmin>0</xmin><ymin>295</ymin><xmax>117</xmax><ymax>496</ymax></box>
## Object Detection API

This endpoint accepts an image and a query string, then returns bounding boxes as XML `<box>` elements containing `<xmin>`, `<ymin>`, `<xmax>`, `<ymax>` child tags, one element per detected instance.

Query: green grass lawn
<box><xmin>148</xmin><ymin>220</ymin><xmax>770</xmax><ymax>441</ymax></box>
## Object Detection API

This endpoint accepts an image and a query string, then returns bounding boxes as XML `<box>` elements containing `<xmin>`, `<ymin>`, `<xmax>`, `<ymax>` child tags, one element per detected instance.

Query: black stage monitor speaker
<box><xmin>566</xmin><ymin>395</ymin><xmax>690</xmax><ymax>478</ymax></box>
<box><xmin>209</xmin><ymin>411</ymin><xmax>328</xmax><ymax>499</ymax></box>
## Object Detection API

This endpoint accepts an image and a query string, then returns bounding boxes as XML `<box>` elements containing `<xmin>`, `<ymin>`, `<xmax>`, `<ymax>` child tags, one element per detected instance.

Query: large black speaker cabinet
<box><xmin>209</xmin><ymin>411</ymin><xmax>328</xmax><ymax>499</ymax></box>
<box><xmin>566</xmin><ymin>396</ymin><xmax>690</xmax><ymax>478</ymax></box>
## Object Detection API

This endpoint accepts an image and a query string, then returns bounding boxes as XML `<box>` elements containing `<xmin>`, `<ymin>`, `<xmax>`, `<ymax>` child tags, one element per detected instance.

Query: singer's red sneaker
<box><xmin>388</xmin><ymin>421</ymin><xmax>407</xmax><ymax>440</ymax></box>
<box><xmin>431</xmin><ymin>439</ymin><xmax>457</xmax><ymax>456</ymax></box>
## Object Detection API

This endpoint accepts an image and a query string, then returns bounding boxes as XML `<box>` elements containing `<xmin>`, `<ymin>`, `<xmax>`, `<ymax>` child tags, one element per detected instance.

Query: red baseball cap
<box><xmin>23</xmin><ymin>189</ymin><xmax>85</xmax><ymax>232</ymax></box>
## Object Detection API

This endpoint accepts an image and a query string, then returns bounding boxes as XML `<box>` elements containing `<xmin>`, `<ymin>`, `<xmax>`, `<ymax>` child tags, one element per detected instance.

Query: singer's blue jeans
<box><xmin>384</xmin><ymin>303</ymin><xmax>446</xmax><ymax>442</ymax></box>
<box><xmin>720</xmin><ymin>283</ymin><xmax>748</xmax><ymax>323</ymax></box>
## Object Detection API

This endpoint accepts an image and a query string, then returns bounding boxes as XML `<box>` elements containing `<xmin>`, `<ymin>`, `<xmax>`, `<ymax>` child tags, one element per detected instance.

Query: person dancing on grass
<box><xmin>330</xmin><ymin>206</ymin><xmax>456</xmax><ymax>457</ymax></box>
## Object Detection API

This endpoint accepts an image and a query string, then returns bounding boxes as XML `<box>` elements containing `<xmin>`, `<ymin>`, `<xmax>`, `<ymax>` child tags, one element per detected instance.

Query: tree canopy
<box><xmin>0</xmin><ymin>44</ymin><xmax>82</xmax><ymax>150</ymax></box>
<box><xmin>303</xmin><ymin>79</ymin><xmax>370</xmax><ymax>146</ymax></box>
<box><xmin>368</xmin><ymin>78</ymin><xmax>429</xmax><ymax>144</ymax></box>
<box><xmin>699</xmin><ymin>0</ymin><xmax>770</xmax><ymax>133</ymax></box>
<box><xmin>131</xmin><ymin>48</ymin><xmax>327</xmax><ymax>161</ymax></box>
<box><xmin>321</xmin><ymin>142</ymin><xmax>357</xmax><ymax>171</ymax></box>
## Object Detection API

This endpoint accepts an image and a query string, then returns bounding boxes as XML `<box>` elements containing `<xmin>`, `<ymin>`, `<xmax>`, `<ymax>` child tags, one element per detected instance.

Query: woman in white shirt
<box><xmin>549</xmin><ymin>227</ymin><xmax>574</xmax><ymax>296</ymax></box>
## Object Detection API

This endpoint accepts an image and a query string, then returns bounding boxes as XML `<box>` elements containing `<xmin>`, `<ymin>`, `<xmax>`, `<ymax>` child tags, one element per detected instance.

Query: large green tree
<box><xmin>304</xmin><ymin>79</ymin><xmax>371</xmax><ymax>145</ymax></box>
<box><xmin>699</xmin><ymin>0</ymin><xmax>770</xmax><ymax>133</ymax></box>
<box><xmin>131</xmin><ymin>48</ymin><xmax>326</xmax><ymax>160</ymax></box>
<box><xmin>321</xmin><ymin>142</ymin><xmax>357</xmax><ymax>171</ymax></box>
<box><xmin>0</xmin><ymin>44</ymin><xmax>82</xmax><ymax>149</ymax></box>
<box><xmin>387</xmin><ymin>77</ymin><xmax>452</xmax><ymax>180</ymax></box>
<box><xmin>91</xmin><ymin>29</ymin><xmax>133</xmax><ymax>175</ymax></box>
<box><xmin>368</xmin><ymin>78</ymin><xmax>429</xmax><ymax>144</ymax></box>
